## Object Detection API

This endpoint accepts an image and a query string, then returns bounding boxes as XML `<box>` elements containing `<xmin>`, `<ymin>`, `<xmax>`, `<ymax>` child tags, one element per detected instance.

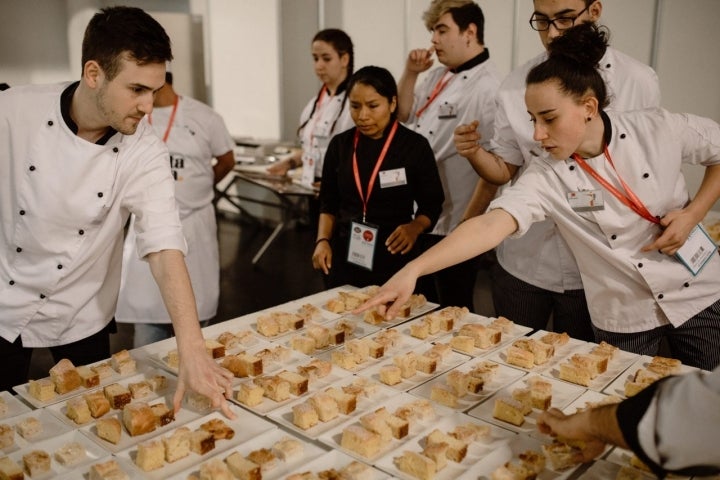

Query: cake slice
<box><xmin>49</xmin><ymin>358</ymin><xmax>82</xmax><ymax>394</ymax></box>
<box><xmin>492</xmin><ymin>396</ymin><xmax>526</xmax><ymax>426</ymax></box>
<box><xmin>394</xmin><ymin>451</ymin><xmax>436</xmax><ymax>480</ymax></box>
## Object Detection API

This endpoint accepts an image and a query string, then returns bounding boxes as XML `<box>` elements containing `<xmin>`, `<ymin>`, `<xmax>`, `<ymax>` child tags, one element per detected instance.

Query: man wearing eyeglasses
<box><xmin>453</xmin><ymin>0</ymin><xmax>660</xmax><ymax>340</ymax></box>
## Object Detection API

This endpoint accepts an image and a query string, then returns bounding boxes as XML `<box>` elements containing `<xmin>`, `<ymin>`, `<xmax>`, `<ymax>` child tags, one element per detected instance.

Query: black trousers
<box><xmin>0</xmin><ymin>320</ymin><xmax>114</xmax><ymax>393</ymax></box>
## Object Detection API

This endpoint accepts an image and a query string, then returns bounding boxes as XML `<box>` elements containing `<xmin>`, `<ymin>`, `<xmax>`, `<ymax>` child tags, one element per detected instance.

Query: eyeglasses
<box><xmin>529</xmin><ymin>5</ymin><xmax>590</xmax><ymax>32</ymax></box>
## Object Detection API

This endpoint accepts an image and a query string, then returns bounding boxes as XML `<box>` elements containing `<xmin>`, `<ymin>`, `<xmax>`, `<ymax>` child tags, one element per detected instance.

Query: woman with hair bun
<box><xmin>359</xmin><ymin>23</ymin><xmax>720</xmax><ymax>371</ymax></box>
<box><xmin>313</xmin><ymin>66</ymin><xmax>444</xmax><ymax>287</ymax></box>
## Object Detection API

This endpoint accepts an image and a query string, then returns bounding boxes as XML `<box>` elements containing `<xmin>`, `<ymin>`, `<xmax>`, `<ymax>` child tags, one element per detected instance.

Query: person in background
<box><xmin>357</xmin><ymin>23</ymin><xmax>720</xmax><ymax>371</ymax></box>
<box><xmin>115</xmin><ymin>70</ymin><xmax>235</xmax><ymax>348</ymax></box>
<box><xmin>454</xmin><ymin>0</ymin><xmax>660</xmax><ymax>340</ymax></box>
<box><xmin>313</xmin><ymin>66</ymin><xmax>444</xmax><ymax>288</ymax></box>
<box><xmin>397</xmin><ymin>0</ymin><xmax>500</xmax><ymax>311</ymax></box>
<box><xmin>537</xmin><ymin>365</ymin><xmax>720</xmax><ymax>477</ymax></box>
<box><xmin>0</xmin><ymin>6</ymin><xmax>235</xmax><ymax>417</ymax></box>
<box><xmin>268</xmin><ymin>28</ymin><xmax>354</xmax><ymax>189</ymax></box>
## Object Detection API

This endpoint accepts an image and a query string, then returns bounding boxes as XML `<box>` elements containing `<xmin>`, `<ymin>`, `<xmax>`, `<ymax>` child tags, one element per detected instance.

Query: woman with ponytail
<box><xmin>359</xmin><ymin>23</ymin><xmax>720</xmax><ymax>372</ymax></box>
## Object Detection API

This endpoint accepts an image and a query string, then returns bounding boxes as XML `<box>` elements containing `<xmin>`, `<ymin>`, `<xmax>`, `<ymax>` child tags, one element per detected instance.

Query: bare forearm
<box><xmin>316</xmin><ymin>213</ymin><xmax>335</xmax><ymax>241</ymax></box>
<box><xmin>397</xmin><ymin>69</ymin><xmax>419</xmax><ymax>123</ymax></box>
<box><xmin>462</xmin><ymin>178</ymin><xmax>500</xmax><ymax>221</ymax></box>
<box><xmin>685</xmin><ymin>164</ymin><xmax>720</xmax><ymax>220</ymax></box>
<box><xmin>213</xmin><ymin>151</ymin><xmax>236</xmax><ymax>184</ymax></box>
<box><xmin>469</xmin><ymin>150</ymin><xmax>516</xmax><ymax>185</ymax></box>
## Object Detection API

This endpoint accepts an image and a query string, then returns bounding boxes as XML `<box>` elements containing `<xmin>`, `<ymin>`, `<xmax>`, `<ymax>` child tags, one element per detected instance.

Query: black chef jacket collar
<box><xmin>601</xmin><ymin>110</ymin><xmax>612</xmax><ymax>146</ymax></box>
<box><xmin>61</xmin><ymin>81</ymin><xmax>118</xmax><ymax>146</ymax></box>
<box><xmin>450</xmin><ymin>48</ymin><xmax>490</xmax><ymax>74</ymax></box>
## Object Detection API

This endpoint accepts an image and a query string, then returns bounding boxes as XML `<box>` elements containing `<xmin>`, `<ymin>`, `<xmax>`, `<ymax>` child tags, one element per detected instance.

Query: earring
<box><xmin>586</xmin><ymin>117</ymin><xmax>592</xmax><ymax>122</ymax></box>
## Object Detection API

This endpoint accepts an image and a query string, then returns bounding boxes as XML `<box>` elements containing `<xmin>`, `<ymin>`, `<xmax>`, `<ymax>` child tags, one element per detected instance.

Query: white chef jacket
<box><xmin>298</xmin><ymin>88</ymin><xmax>354</xmax><ymax>178</ymax></box>
<box><xmin>489</xmin><ymin>108</ymin><xmax>720</xmax><ymax>333</ymax></box>
<box><xmin>406</xmin><ymin>53</ymin><xmax>501</xmax><ymax>235</ymax></box>
<box><xmin>116</xmin><ymin>96</ymin><xmax>235</xmax><ymax>323</ymax></box>
<box><xmin>492</xmin><ymin>48</ymin><xmax>661</xmax><ymax>292</ymax></box>
<box><xmin>0</xmin><ymin>83</ymin><xmax>186</xmax><ymax>347</ymax></box>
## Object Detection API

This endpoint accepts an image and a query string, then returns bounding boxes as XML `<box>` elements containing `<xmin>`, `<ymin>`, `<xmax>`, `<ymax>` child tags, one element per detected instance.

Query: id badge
<box><xmin>347</xmin><ymin>221</ymin><xmax>378</xmax><ymax>271</ymax></box>
<box><xmin>675</xmin><ymin>223</ymin><xmax>718</xmax><ymax>276</ymax></box>
<box><xmin>300</xmin><ymin>151</ymin><xmax>319</xmax><ymax>188</ymax></box>
<box><xmin>438</xmin><ymin>102</ymin><xmax>458</xmax><ymax>119</ymax></box>
<box><xmin>567</xmin><ymin>189</ymin><xmax>605</xmax><ymax>212</ymax></box>
<box><xmin>379</xmin><ymin>168</ymin><xmax>407</xmax><ymax>188</ymax></box>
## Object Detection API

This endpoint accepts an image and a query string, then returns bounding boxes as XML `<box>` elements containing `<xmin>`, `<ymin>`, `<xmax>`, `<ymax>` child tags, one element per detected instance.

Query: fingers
<box><xmin>172</xmin><ymin>382</ymin><xmax>186</xmax><ymax>414</ymax></box>
<box><xmin>353</xmin><ymin>291</ymin><xmax>398</xmax><ymax>314</ymax></box>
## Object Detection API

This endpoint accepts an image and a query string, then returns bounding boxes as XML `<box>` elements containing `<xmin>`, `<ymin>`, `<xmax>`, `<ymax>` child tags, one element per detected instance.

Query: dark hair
<box><xmin>347</xmin><ymin>66</ymin><xmax>399</xmax><ymax>120</ymax></box>
<box><xmin>526</xmin><ymin>22</ymin><xmax>609</xmax><ymax>110</ymax></box>
<box><xmin>423</xmin><ymin>0</ymin><xmax>485</xmax><ymax>44</ymax></box>
<box><xmin>165</xmin><ymin>71</ymin><xmax>173</xmax><ymax>85</ymax></box>
<box><xmin>298</xmin><ymin>29</ymin><xmax>355</xmax><ymax>137</ymax></box>
<box><xmin>82</xmin><ymin>6</ymin><xmax>172</xmax><ymax>80</ymax></box>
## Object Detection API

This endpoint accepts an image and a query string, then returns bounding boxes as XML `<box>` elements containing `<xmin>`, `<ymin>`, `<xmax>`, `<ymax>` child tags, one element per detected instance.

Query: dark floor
<box><xmin>28</xmin><ymin>212</ymin><xmax>495</xmax><ymax>379</ymax></box>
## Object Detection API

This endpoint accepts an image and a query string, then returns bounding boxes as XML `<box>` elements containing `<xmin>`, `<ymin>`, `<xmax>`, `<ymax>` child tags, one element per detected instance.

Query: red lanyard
<box><xmin>148</xmin><ymin>95</ymin><xmax>179</xmax><ymax>143</ymax></box>
<box><xmin>572</xmin><ymin>146</ymin><xmax>660</xmax><ymax>225</ymax></box>
<box><xmin>308</xmin><ymin>86</ymin><xmax>328</xmax><ymax>146</ymax></box>
<box><xmin>352</xmin><ymin>121</ymin><xmax>399</xmax><ymax>222</ymax></box>
<box><xmin>415</xmin><ymin>69</ymin><xmax>453</xmax><ymax>118</ymax></box>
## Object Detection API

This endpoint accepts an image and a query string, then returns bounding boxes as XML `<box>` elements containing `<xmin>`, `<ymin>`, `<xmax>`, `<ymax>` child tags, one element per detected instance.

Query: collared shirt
<box><xmin>0</xmin><ymin>82</ymin><xmax>186</xmax><ymax>347</ymax></box>
<box><xmin>407</xmin><ymin>51</ymin><xmax>501</xmax><ymax>235</ymax></box>
<box><xmin>489</xmin><ymin>108</ymin><xmax>720</xmax><ymax>332</ymax></box>
<box><xmin>492</xmin><ymin>47</ymin><xmax>661</xmax><ymax>292</ymax></box>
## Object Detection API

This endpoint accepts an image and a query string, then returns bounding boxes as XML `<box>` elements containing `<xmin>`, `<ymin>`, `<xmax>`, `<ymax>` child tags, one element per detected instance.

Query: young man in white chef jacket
<box><xmin>0</xmin><ymin>6</ymin><xmax>235</xmax><ymax>418</ymax></box>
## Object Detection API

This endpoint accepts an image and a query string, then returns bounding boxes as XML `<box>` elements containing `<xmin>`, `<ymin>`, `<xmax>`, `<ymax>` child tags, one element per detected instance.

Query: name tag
<box><xmin>347</xmin><ymin>221</ymin><xmax>378</xmax><ymax>271</ymax></box>
<box><xmin>379</xmin><ymin>168</ymin><xmax>407</xmax><ymax>188</ymax></box>
<box><xmin>675</xmin><ymin>223</ymin><xmax>718</xmax><ymax>276</ymax></box>
<box><xmin>300</xmin><ymin>151</ymin><xmax>319</xmax><ymax>188</ymax></box>
<box><xmin>438</xmin><ymin>103</ymin><xmax>457</xmax><ymax>119</ymax></box>
<box><xmin>567</xmin><ymin>189</ymin><xmax>605</xmax><ymax>212</ymax></box>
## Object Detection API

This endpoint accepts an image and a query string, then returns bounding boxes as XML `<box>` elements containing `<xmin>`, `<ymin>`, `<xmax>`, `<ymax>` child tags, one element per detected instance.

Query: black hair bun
<box><xmin>547</xmin><ymin>22</ymin><xmax>609</xmax><ymax>68</ymax></box>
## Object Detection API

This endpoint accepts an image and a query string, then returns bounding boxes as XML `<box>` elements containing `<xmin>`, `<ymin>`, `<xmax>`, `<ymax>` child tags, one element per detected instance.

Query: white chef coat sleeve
<box><xmin>207</xmin><ymin>112</ymin><xmax>235</xmax><ymax>157</ymax></box>
<box><xmin>666</xmin><ymin>111</ymin><xmax>720</xmax><ymax>166</ymax></box>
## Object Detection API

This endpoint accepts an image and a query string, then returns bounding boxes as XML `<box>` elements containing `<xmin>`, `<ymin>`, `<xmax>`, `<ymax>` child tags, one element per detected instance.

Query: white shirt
<box><xmin>116</xmin><ymin>95</ymin><xmax>234</xmax><ymax>323</ymax></box>
<box><xmin>407</xmin><ymin>56</ymin><xmax>501</xmax><ymax>235</ymax></box>
<box><xmin>0</xmin><ymin>83</ymin><xmax>186</xmax><ymax>347</ymax></box>
<box><xmin>298</xmin><ymin>88</ymin><xmax>354</xmax><ymax>177</ymax></box>
<box><xmin>489</xmin><ymin>109</ymin><xmax>720</xmax><ymax>332</ymax></box>
<box><xmin>492</xmin><ymin>48</ymin><xmax>661</xmax><ymax>291</ymax></box>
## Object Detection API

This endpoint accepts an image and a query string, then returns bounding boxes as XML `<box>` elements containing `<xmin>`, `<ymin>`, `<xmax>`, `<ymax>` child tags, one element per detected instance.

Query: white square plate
<box><xmin>542</xmin><ymin>343</ymin><xmax>640</xmax><ymax>391</ymax></box>
<box><xmin>605</xmin><ymin>447</ymin><xmax>691</xmax><ymax>479</ymax></box>
<box><xmin>602</xmin><ymin>354</ymin><xmax>699</xmax><ymax>398</ymax></box>
<box><xmin>484</xmin><ymin>330</ymin><xmax>588</xmax><ymax>373</ymax></box>
<box><xmin>282</xmin><ymin>317</ymin><xmax>381</xmax><ymax>357</ymax></box>
<box><xmin>283</xmin><ymin>450</ymin><xmax>390</xmax><ymax>479</ymax></box>
<box><xmin>0</xmin><ymin>408</ymin><xmax>73</xmax><ymax>455</ymax></box>
<box><xmin>0</xmin><ymin>390</ymin><xmax>32</xmax><ymax>420</ymax></box>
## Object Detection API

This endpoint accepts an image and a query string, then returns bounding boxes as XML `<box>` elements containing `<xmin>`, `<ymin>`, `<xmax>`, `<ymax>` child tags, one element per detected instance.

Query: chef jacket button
<box><xmin>29</xmin><ymin>165</ymin><xmax>36</xmax><ymax>171</ymax></box>
<box><xmin>611</xmin><ymin>234</ymin><xmax>617</xmax><ymax>240</ymax></box>
<box><xmin>606</xmin><ymin>63</ymin><xmax>611</xmax><ymax>68</ymax></box>
<box><xmin>658</xmin><ymin>293</ymin><xmax>664</xmax><ymax>299</ymax></box>
<box><xmin>78</xmin><ymin>229</ymin><xmax>85</xmax><ymax>235</ymax></box>
<box><xmin>57</xmin><ymin>264</ymin><xmax>63</xmax><ymax>270</ymax></box>
<box><xmin>638</xmin><ymin>263</ymin><xmax>643</xmax><ymax>268</ymax></box>
<box><xmin>643</xmin><ymin>173</ymin><xmax>649</xmax><ymax>178</ymax></box>
<box><xmin>40</xmin><ymin>294</ymin><xmax>46</xmax><ymax>299</ymax></box>
<box><xmin>47</xmin><ymin>120</ymin><xmax>54</xmax><ymax>126</ymax></box>
<box><xmin>429</xmin><ymin>131</ymin><xmax>434</xmax><ymax>135</ymax></box>
<box><xmin>16</xmin><ymin>247</ymin><xmax>22</xmax><ymax>253</ymax></box>
<box><xmin>8</xmin><ymin>280</ymin><xmax>14</xmax><ymax>286</ymax></box>
<box><xmin>569</xmin><ymin>165</ymin><xmax>575</xmax><ymax>171</ymax></box>
<box><xmin>113</xmin><ymin>147</ymin><xmax>119</xmax><ymax>153</ymax></box>
<box><xmin>683</xmin><ymin>282</ymin><xmax>690</xmax><ymax>288</ymax></box>
<box><xmin>19</xmin><ymin>210</ymin><xmax>25</xmax><ymax>215</ymax></box>
<box><xmin>97</xmin><ymin>192</ymin><xmax>104</xmax><ymax>198</ymax></box>
<box><xmin>620</xmin><ymin>133</ymin><xmax>626</xmax><ymax>139</ymax></box>
<box><xmin>416</xmin><ymin>124</ymin><xmax>420</xmax><ymax>128</ymax></box>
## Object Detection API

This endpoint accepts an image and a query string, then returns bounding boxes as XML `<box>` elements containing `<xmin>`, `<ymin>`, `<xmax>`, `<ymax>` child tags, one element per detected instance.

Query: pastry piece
<box><xmin>272</xmin><ymin>436</ymin><xmax>304</xmax><ymax>462</ymax></box>
<box><xmin>22</xmin><ymin>450</ymin><xmax>51</xmax><ymax>477</ymax></box>
<box><xmin>542</xmin><ymin>441</ymin><xmax>581</xmax><ymax>470</ymax></box>
<box><xmin>122</xmin><ymin>402</ymin><xmax>157</xmax><ymax>436</ymax></box>
<box><xmin>199</xmin><ymin>418</ymin><xmax>235</xmax><ymax>440</ymax></box>
<box><xmin>425</xmin><ymin>343</ymin><xmax>452</xmax><ymax>362</ymax></box>
<box><xmin>450</xmin><ymin>335</ymin><xmax>475</xmax><ymax>353</ymax></box>
<box><xmin>297</xmin><ymin>303</ymin><xmax>321</xmax><ymax>321</ymax></box>
<box><xmin>341</xmin><ymin>425</ymin><xmax>381</xmax><ymax>458</ymax></box>
<box><xmin>386</xmin><ymin>414</ymin><xmax>409</xmax><ymax>439</ymax></box>
<box><xmin>519</xmin><ymin>450</ymin><xmax>546</xmax><ymax>476</ymax></box>
<box><xmin>247</xmin><ymin>448</ymin><xmax>277</xmax><ymax>472</ymax></box>
<box><xmin>0</xmin><ymin>424</ymin><xmax>14</xmax><ymax>449</ymax></box>
<box><xmin>163</xmin><ymin>426</ymin><xmax>191</xmax><ymax>463</ymax></box>
<box><xmin>236</xmin><ymin>382</ymin><xmax>264</xmax><ymax>407</ymax></box>
<box><xmin>331</xmin><ymin>350</ymin><xmax>357</xmax><ymax>370</ymax></box>
<box><xmin>359</xmin><ymin>408</ymin><xmax>392</xmax><ymax>444</ymax></box>
<box><xmin>450</xmin><ymin>423</ymin><xmax>491</xmax><ymax>443</ymax></box>
<box><xmin>491</xmin><ymin>316</ymin><xmax>515</xmax><ymax>333</ymax></box>
<box><xmin>256</xmin><ymin>316</ymin><xmax>280</xmax><ymax>337</ymax></box>
<box><xmin>199</xmin><ymin>458</ymin><xmax>234</xmax><ymax>479</ymax></box>
<box><xmin>447</xmin><ymin>370</ymin><xmax>484</xmax><ymax>395</ymax></box>
<box><xmin>363</xmin><ymin>309</ymin><xmax>385</xmax><ymax>325</ymax></box>
<box><xmin>128</xmin><ymin>380</ymin><xmax>153</xmax><ymax>399</ymax></box>
<box><xmin>291</xmin><ymin>335</ymin><xmax>316</xmax><ymax>355</ymax></box>
<box><xmin>459</xmin><ymin>324</ymin><xmax>501</xmax><ymax>349</ymax></box>
<box><xmin>186</xmin><ymin>392</ymin><xmax>213</xmax><ymax>412</ymax></box>
<box><xmin>426</xmin><ymin>428</ymin><xmax>468</xmax><ymax>462</ymax></box>
<box><xmin>204</xmin><ymin>339</ymin><xmax>226</xmax><ymax>359</ymax></box>
<box><xmin>510</xmin><ymin>388</ymin><xmax>534</xmax><ymax>415</ymax></box>
<box><xmin>293</xmin><ymin>402</ymin><xmax>319</xmax><ymax>430</ymax></box>
<box><xmin>416</xmin><ymin>355</ymin><xmax>437</xmax><ymax>374</ymax></box>
<box><xmin>225</xmin><ymin>452</ymin><xmax>261</xmax><ymax>480</ymax></box>
<box><xmin>16</xmin><ymin>416</ymin><xmax>42</xmax><ymax>439</ymax></box>
<box><xmin>103</xmin><ymin>383</ymin><xmax>132</xmax><ymax>410</ymax></box>
<box><xmin>395</xmin><ymin>399</ymin><xmax>436</xmax><ymax>423</ymax></box>
<box><xmin>309</xmin><ymin>392</ymin><xmax>339</xmax><ymax>422</ymax></box>
<box><xmin>50</xmin><ymin>358</ymin><xmax>82</xmax><ymax>394</ymax></box>
<box><xmin>274</xmin><ymin>311</ymin><xmax>304</xmax><ymax>332</ymax></box>
<box><xmin>506</xmin><ymin>345</ymin><xmax>536</xmax><ymax>369</ymax></box>
<box><xmin>217</xmin><ymin>331</ymin><xmax>241</xmax><ymax>350</ymax></box>
<box><xmin>379</xmin><ymin>365</ymin><xmax>402</xmax><ymax>386</ymax></box>
<box><xmin>190</xmin><ymin>429</ymin><xmax>216</xmax><ymax>455</ymax></box>
<box><xmin>224</xmin><ymin>353</ymin><xmax>263</xmax><ymax>378</ymax></box>
<box><xmin>591</xmin><ymin>341</ymin><xmax>618</xmax><ymax>359</ymax></box>
<box><xmin>54</xmin><ymin>441</ymin><xmax>86</xmax><ymax>466</ymax></box>
<box><xmin>394</xmin><ymin>450</ymin><xmax>436</xmax><ymax>480</ymax></box>
<box><xmin>91</xmin><ymin>362</ymin><xmax>115</xmax><ymax>380</ymax></box>
<box><xmin>570</xmin><ymin>353</ymin><xmax>608</xmax><ymax>376</ymax></box>
<box><xmin>325</xmin><ymin>298</ymin><xmax>346</xmax><ymax>314</ymax></box>
<box><xmin>110</xmin><ymin>350</ymin><xmax>136</xmax><ymax>375</ymax></box>
<box><xmin>254</xmin><ymin>375</ymin><xmax>290</xmax><ymax>402</ymax></box>
<box><xmin>28</xmin><ymin>378</ymin><xmax>57</xmax><ymax>402</ymax></box>
<box><xmin>324</xmin><ymin>387</ymin><xmax>356</xmax><ymax>415</ymax></box>
<box><xmin>540</xmin><ymin>331</ymin><xmax>570</xmax><ymax>347</ymax></box>
<box><xmin>410</xmin><ymin>321</ymin><xmax>430</xmax><ymax>339</ymax></box>
<box><xmin>558</xmin><ymin>362</ymin><xmax>593</xmax><ymax>387</ymax></box>
<box><xmin>526</xmin><ymin>377</ymin><xmax>553</xmax><ymax>410</ymax></box>
<box><xmin>135</xmin><ymin>439</ymin><xmax>165</xmax><ymax>471</ymax></box>
<box><xmin>147</xmin><ymin>375</ymin><xmax>168</xmax><ymax>392</ymax></box>
<box><xmin>647</xmin><ymin>356</ymin><xmax>681</xmax><ymax>376</ymax></box>
<box><xmin>149</xmin><ymin>401</ymin><xmax>175</xmax><ymax>426</ymax></box>
<box><xmin>490</xmin><ymin>462</ymin><xmax>534</xmax><ymax>480</ymax></box>
<box><xmin>492</xmin><ymin>396</ymin><xmax>526</xmax><ymax>426</ymax></box>
<box><xmin>342</xmin><ymin>377</ymin><xmax>379</xmax><ymax>398</ymax></box>
<box><xmin>430</xmin><ymin>383</ymin><xmax>458</xmax><ymax>408</ymax></box>
<box><xmin>89</xmin><ymin>459</ymin><xmax>129</xmax><ymax>480</ymax></box>
<box><xmin>277</xmin><ymin>370</ymin><xmax>309</xmax><ymax>396</ymax></box>
<box><xmin>96</xmin><ymin>417</ymin><xmax>122</xmax><ymax>444</ymax></box>
<box><xmin>84</xmin><ymin>390</ymin><xmax>111</xmax><ymax>418</ymax></box>
<box><xmin>166</xmin><ymin>349</ymin><xmax>180</xmax><ymax>369</ymax></box>
<box><xmin>0</xmin><ymin>456</ymin><xmax>23</xmax><ymax>480</ymax></box>
<box><xmin>423</xmin><ymin>442</ymin><xmax>449</xmax><ymax>471</ymax></box>
<box><xmin>66</xmin><ymin>396</ymin><xmax>92</xmax><ymax>424</ymax></box>
<box><xmin>394</xmin><ymin>352</ymin><xmax>418</xmax><ymax>378</ymax></box>
<box><xmin>364</xmin><ymin>338</ymin><xmax>387</xmax><ymax>359</ymax></box>
<box><xmin>340</xmin><ymin>461</ymin><xmax>375</xmax><ymax>480</ymax></box>
<box><xmin>77</xmin><ymin>365</ymin><xmax>100</xmax><ymax>388</ymax></box>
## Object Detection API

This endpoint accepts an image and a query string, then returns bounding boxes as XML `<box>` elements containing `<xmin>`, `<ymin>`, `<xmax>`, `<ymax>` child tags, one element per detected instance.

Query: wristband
<box><xmin>315</xmin><ymin>238</ymin><xmax>330</xmax><ymax>246</ymax></box>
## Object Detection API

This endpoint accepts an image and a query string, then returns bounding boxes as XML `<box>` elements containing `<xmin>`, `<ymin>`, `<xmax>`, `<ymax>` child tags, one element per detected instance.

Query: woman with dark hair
<box><xmin>313</xmin><ymin>66</ymin><xmax>444</xmax><ymax>287</ymax></box>
<box><xmin>269</xmin><ymin>29</ymin><xmax>355</xmax><ymax>187</ymax></box>
<box><xmin>359</xmin><ymin>24</ymin><xmax>720</xmax><ymax>371</ymax></box>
